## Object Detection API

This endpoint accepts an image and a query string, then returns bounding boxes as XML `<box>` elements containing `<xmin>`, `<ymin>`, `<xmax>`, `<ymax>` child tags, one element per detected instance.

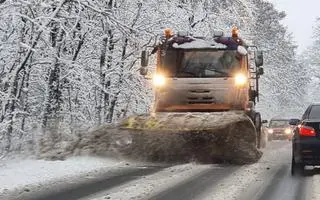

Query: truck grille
<box><xmin>187</xmin><ymin>97</ymin><xmax>216</xmax><ymax>104</ymax></box>
<box><xmin>273</xmin><ymin>130</ymin><xmax>284</xmax><ymax>134</ymax></box>
<box><xmin>187</xmin><ymin>90</ymin><xmax>216</xmax><ymax>104</ymax></box>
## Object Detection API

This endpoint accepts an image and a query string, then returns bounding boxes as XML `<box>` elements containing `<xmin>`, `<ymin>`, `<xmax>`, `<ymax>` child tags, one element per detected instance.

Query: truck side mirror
<box><xmin>139</xmin><ymin>67</ymin><xmax>148</xmax><ymax>76</ymax></box>
<box><xmin>141</xmin><ymin>50</ymin><xmax>149</xmax><ymax>67</ymax></box>
<box><xmin>237</xmin><ymin>46</ymin><xmax>248</xmax><ymax>56</ymax></box>
<box><xmin>289</xmin><ymin>118</ymin><xmax>300</xmax><ymax>126</ymax></box>
<box><xmin>257</xmin><ymin>67</ymin><xmax>264</xmax><ymax>75</ymax></box>
<box><xmin>255</xmin><ymin>51</ymin><xmax>263</xmax><ymax>67</ymax></box>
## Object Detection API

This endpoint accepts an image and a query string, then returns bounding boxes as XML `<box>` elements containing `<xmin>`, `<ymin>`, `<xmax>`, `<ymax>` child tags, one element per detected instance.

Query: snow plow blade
<box><xmin>113</xmin><ymin>111</ymin><xmax>262</xmax><ymax>164</ymax></box>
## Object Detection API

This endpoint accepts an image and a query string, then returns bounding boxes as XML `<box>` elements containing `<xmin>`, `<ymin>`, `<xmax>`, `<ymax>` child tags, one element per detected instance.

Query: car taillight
<box><xmin>299</xmin><ymin>126</ymin><xmax>316</xmax><ymax>137</ymax></box>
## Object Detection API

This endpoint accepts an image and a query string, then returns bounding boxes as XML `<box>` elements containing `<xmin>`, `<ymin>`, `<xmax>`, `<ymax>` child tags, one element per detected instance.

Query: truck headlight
<box><xmin>153</xmin><ymin>74</ymin><xmax>165</xmax><ymax>87</ymax></box>
<box><xmin>234</xmin><ymin>73</ymin><xmax>247</xmax><ymax>86</ymax></box>
<box><xmin>267</xmin><ymin>129</ymin><xmax>273</xmax><ymax>134</ymax></box>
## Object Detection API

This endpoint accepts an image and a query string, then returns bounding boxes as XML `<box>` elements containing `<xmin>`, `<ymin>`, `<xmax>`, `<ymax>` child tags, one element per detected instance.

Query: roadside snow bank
<box><xmin>312</xmin><ymin>173</ymin><xmax>320</xmax><ymax>199</ymax></box>
<box><xmin>0</xmin><ymin>156</ymin><xmax>129</xmax><ymax>198</ymax></box>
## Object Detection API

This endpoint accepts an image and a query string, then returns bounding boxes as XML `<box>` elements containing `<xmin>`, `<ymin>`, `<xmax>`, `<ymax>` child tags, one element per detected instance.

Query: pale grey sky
<box><xmin>269</xmin><ymin>0</ymin><xmax>319</xmax><ymax>53</ymax></box>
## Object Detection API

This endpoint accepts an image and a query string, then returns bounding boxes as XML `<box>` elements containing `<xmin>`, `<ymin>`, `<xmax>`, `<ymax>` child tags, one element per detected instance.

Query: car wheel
<box><xmin>291</xmin><ymin>156</ymin><xmax>304</xmax><ymax>176</ymax></box>
<box><xmin>291</xmin><ymin>156</ymin><xmax>295</xmax><ymax>175</ymax></box>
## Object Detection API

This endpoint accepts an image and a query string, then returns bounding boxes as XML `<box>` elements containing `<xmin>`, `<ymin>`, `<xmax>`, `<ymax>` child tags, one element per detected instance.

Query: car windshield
<box><xmin>269</xmin><ymin>120</ymin><xmax>289</xmax><ymax>127</ymax></box>
<box><xmin>160</xmin><ymin>50</ymin><xmax>241</xmax><ymax>78</ymax></box>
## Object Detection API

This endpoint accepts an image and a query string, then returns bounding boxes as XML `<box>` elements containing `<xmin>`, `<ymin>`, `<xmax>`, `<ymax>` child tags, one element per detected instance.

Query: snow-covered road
<box><xmin>0</xmin><ymin>141</ymin><xmax>318</xmax><ymax>200</ymax></box>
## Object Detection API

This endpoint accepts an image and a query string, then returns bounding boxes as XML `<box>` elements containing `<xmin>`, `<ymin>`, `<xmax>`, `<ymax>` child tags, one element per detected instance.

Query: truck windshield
<box><xmin>161</xmin><ymin>50</ymin><xmax>242</xmax><ymax>78</ymax></box>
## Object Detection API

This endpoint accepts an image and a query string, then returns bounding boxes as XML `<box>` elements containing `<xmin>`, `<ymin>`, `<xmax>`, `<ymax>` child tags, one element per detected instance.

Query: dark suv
<box><xmin>291</xmin><ymin>103</ymin><xmax>320</xmax><ymax>175</ymax></box>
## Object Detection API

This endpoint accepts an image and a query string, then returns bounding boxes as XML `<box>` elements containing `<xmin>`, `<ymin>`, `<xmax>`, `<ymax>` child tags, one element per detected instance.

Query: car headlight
<box><xmin>284</xmin><ymin>128</ymin><xmax>291</xmax><ymax>134</ymax></box>
<box><xmin>234</xmin><ymin>73</ymin><xmax>247</xmax><ymax>86</ymax></box>
<box><xmin>267</xmin><ymin>129</ymin><xmax>273</xmax><ymax>134</ymax></box>
<box><xmin>152</xmin><ymin>74</ymin><xmax>165</xmax><ymax>87</ymax></box>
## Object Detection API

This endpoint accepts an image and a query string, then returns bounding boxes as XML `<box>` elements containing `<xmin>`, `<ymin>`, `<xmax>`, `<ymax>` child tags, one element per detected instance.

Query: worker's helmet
<box><xmin>232</xmin><ymin>27</ymin><xmax>239</xmax><ymax>38</ymax></box>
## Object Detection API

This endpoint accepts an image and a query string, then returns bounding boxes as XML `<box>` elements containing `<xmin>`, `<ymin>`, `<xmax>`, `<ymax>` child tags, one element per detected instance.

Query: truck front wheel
<box><xmin>254</xmin><ymin>112</ymin><xmax>262</xmax><ymax>148</ymax></box>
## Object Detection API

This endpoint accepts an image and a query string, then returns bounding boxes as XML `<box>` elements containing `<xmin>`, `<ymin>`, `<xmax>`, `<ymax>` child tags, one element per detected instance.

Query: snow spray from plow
<box><xmin>35</xmin><ymin>112</ymin><xmax>261</xmax><ymax>164</ymax></box>
<box><xmin>110</xmin><ymin>112</ymin><xmax>262</xmax><ymax>164</ymax></box>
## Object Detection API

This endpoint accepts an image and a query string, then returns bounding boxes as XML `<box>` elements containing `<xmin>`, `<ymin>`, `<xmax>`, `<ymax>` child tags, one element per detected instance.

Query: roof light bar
<box><xmin>213</xmin><ymin>31</ymin><xmax>224</xmax><ymax>38</ymax></box>
<box><xmin>177</xmin><ymin>31</ymin><xmax>188</xmax><ymax>37</ymax></box>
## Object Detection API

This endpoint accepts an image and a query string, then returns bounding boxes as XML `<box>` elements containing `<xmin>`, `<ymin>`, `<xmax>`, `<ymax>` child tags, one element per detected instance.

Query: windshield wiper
<box><xmin>175</xmin><ymin>71</ymin><xmax>197</xmax><ymax>77</ymax></box>
<box><xmin>206</xmin><ymin>68</ymin><xmax>231</xmax><ymax>76</ymax></box>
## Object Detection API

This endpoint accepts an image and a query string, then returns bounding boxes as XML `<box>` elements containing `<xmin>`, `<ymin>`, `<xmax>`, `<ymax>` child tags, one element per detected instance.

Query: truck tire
<box><xmin>254</xmin><ymin>112</ymin><xmax>262</xmax><ymax>149</ymax></box>
<box><xmin>246</xmin><ymin>111</ymin><xmax>262</xmax><ymax>148</ymax></box>
<box><xmin>260</xmin><ymin>128</ymin><xmax>267</xmax><ymax>148</ymax></box>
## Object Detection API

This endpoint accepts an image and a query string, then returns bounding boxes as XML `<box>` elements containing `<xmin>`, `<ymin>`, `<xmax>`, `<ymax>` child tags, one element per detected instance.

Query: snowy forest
<box><xmin>304</xmin><ymin>18</ymin><xmax>320</xmax><ymax>105</ymax></box>
<box><xmin>0</xmin><ymin>0</ymin><xmax>314</xmax><ymax>154</ymax></box>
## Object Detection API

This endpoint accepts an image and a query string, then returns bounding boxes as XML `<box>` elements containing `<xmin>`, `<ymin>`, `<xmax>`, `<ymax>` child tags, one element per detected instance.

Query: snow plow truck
<box><xmin>115</xmin><ymin>28</ymin><xmax>265</xmax><ymax>164</ymax></box>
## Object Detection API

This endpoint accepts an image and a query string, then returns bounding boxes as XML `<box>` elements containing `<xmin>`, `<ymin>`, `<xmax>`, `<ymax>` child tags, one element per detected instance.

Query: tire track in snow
<box><xmin>70</xmin><ymin>141</ymin><xmax>292</xmax><ymax>200</ymax></box>
<box><xmin>81</xmin><ymin>163</ymin><xmax>219</xmax><ymax>200</ymax></box>
<box><xmin>198</xmin><ymin>141</ymin><xmax>293</xmax><ymax>200</ymax></box>
<box><xmin>13</xmin><ymin>141</ymin><xmax>297</xmax><ymax>200</ymax></box>
<box><xmin>22</xmin><ymin>165</ymin><xmax>168</xmax><ymax>200</ymax></box>
<box><xmin>237</xmin><ymin>141</ymin><xmax>313</xmax><ymax>200</ymax></box>
<box><xmin>247</xmin><ymin>164</ymin><xmax>312</xmax><ymax>200</ymax></box>
<box><xmin>148</xmin><ymin>165</ymin><xmax>239</xmax><ymax>200</ymax></box>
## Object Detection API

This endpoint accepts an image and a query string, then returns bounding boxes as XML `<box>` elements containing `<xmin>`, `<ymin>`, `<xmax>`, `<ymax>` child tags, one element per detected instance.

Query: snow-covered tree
<box><xmin>303</xmin><ymin>18</ymin><xmax>320</xmax><ymax>106</ymax></box>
